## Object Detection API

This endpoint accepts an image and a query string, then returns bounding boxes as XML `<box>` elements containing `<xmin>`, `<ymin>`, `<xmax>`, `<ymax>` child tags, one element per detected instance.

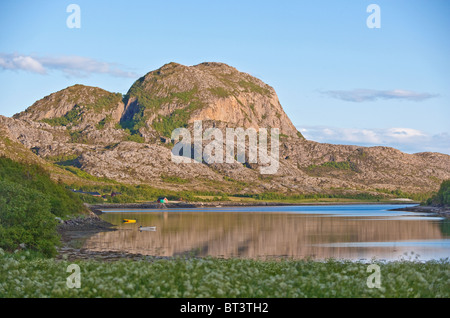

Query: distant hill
<box><xmin>1</xmin><ymin>62</ymin><xmax>449</xmax><ymax>197</ymax></box>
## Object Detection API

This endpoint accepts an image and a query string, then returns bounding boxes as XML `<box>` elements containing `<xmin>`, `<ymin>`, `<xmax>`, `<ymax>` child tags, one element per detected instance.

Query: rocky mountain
<box><xmin>121</xmin><ymin>62</ymin><xmax>300</xmax><ymax>141</ymax></box>
<box><xmin>1</xmin><ymin>62</ymin><xmax>449</xmax><ymax>196</ymax></box>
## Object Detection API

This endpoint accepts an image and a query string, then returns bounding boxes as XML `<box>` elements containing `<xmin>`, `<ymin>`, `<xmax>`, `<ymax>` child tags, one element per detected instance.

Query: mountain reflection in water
<box><xmin>84</xmin><ymin>205</ymin><xmax>450</xmax><ymax>261</ymax></box>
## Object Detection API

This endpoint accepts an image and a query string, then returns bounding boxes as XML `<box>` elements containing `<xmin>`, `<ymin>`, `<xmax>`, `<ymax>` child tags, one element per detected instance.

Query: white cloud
<box><xmin>323</xmin><ymin>89</ymin><xmax>438</xmax><ymax>102</ymax></box>
<box><xmin>0</xmin><ymin>53</ymin><xmax>138</xmax><ymax>78</ymax></box>
<box><xmin>0</xmin><ymin>55</ymin><xmax>46</xmax><ymax>74</ymax></box>
<box><xmin>298</xmin><ymin>125</ymin><xmax>450</xmax><ymax>155</ymax></box>
<box><xmin>384</xmin><ymin>128</ymin><xmax>426</xmax><ymax>139</ymax></box>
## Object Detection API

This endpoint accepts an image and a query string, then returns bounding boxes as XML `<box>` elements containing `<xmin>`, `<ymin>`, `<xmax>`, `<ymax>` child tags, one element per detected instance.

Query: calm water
<box><xmin>85</xmin><ymin>204</ymin><xmax>450</xmax><ymax>261</ymax></box>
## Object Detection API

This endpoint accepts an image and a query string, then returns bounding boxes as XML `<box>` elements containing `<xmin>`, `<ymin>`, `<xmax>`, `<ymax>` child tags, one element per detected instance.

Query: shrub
<box><xmin>41</xmin><ymin>105</ymin><xmax>82</xmax><ymax>127</ymax></box>
<box><xmin>125</xmin><ymin>133</ymin><xmax>146</xmax><ymax>143</ymax></box>
<box><xmin>428</xmin><ymin>180</ymin><xmax>450</xmax><ymax>206</ymax></box>
<box><xmin>0</xmin><ymin>157</ymin><xmax>86</xmax><ymax>216</ymax></box>
<box><xmin>0</xmin><ymin>180</ymin><xmax>60</xmax><ymax>257</ymax></box>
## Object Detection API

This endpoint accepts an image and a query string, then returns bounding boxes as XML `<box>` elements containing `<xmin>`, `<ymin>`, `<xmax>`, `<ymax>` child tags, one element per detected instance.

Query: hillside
<box><xmin>1</xmin><ymin>62</ymin><xmax>449</xmax><ymax>198</ymax></box>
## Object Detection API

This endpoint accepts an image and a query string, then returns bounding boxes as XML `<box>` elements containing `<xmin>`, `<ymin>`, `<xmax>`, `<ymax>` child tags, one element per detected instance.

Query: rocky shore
<box><xmin>56</xmin><ymin>214</ymin><xmax>120</xmax><ymax>261</ymax></box>
<box><xmin>55</xmin><ymin>213</ymin><xmax>194</xmax><ymax>262</ymax></box>
<box><xmin>390</xmin><ymin>205</ymin><xmax>450</xmax><ymax>218</ymax></box>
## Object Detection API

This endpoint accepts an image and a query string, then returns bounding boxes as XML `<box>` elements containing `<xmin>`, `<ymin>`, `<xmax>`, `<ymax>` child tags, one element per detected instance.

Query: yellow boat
<box><xmin>122</xmin><ymin>219</ymin><xmax>137</xmax><ymax>224</ymax></box>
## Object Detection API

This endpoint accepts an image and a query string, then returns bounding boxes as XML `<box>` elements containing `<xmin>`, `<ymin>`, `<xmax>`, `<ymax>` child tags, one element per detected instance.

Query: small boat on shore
<box><xmin>123</xmin><ymin>219</ymin><xmax>137</xmax><ymax>224</ymax></box>
<box><xmin>139</xmin><ymin>226</ymin><xmax>156</xmax><ymax>232</ymax></box>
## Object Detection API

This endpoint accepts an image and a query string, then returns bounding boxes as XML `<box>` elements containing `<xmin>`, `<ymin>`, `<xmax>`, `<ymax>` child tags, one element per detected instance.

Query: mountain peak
<box><xmin>122</xmin><ymin>62</ymin><xmax>300</xmax><ymax>139</ymax></box>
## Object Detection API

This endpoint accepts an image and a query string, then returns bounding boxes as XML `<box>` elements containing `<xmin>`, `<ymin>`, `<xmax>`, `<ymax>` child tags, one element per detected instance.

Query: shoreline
<box><xmin>56</xmin><ymin>213</ymin><xmax>119</xmax><ymax>261</ymax></box>
<box><xmin>389</xmin><ymin>205</ymin><xmax>450</xmax><ymax>218</ymax></box>
<box><xmin>88</xmin><ymin>200</ymin><xmax>419</xmax><ymax>212</ymax></box>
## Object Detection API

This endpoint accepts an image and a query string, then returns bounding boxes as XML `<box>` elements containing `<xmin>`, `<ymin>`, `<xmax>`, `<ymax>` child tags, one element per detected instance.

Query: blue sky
<box><xmin>0</xmin><ymin>0</ymin><xmax>449</xmax><ymax>154</ymax></box>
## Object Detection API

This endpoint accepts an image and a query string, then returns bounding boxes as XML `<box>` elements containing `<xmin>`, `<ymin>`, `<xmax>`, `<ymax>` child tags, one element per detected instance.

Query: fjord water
<box><xmin>86</xmin><ymin>205</ymin><xmax>450</xmax><ymax>261</ymax></box>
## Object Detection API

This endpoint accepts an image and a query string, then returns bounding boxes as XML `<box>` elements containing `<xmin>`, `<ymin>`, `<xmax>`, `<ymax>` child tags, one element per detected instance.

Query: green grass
<box><xmin>41</xmin><ymin>105</ymin><xmax>82</xmax><ymax>127</ymax></box>
<box><xmin>69</xmin><ymin>183</ymin><xmax>204</xmax><ymax>203</ymax></box>
<box><xmin>208</xmin><ymin>87</ymin><xmax>232</xmax><ymax>98</ymax></box>
<box><xmin>235</xmin><ymin>191</ymin><xmax>387</xmax><ymax>202</ymax></box>
<box><xmin>61</xmin><ymin>166</ymin><xmax>117</xmax><ymax>184</ymax></box>
<box><xmin>238</xmin><ymin>80</ymin><xmax>271</xmax><ymax>96</ymax></box>
<box><xmin>161</xmin><ymin>175</ymin><xmax>190</xmax><ymax>184</ymax></box>
<box><xmin>307</xmin><ymin>161</ymin><xmax>358</xmax><ymax>172</ymax></box>
<box><xmin>1</xmin><ymin>252</ymin><xmax>448</xmax><ymax>298</ymax></box>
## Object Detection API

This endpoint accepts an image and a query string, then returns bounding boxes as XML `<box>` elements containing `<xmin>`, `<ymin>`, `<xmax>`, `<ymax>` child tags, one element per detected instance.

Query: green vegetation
<box><xmin>238</xmin><ymin>80</ymin><xmax>271</xmax><ymax>96</ymax></box>
<box><xmin>152</xmin><ymin>106</ymin><xmax>195</xmax><ymax>138</ymax></box>
<box><xmin>96</xmin><ymin>115</ymin><xmax>112</xmax><ymax>130</ymax></box>
<box><xmin>0</xmin><ymin>181</ymin><xmax>61</xmax><ymax>257</ymax></box>
<box><xmin>64</xmin><ymin>175</ymin><xmax>427</xmax><ymax>205</ymax></box>
<box><xmin>60</xmin><ymin>166</ymin><xmax>117</xmax><ymax>184</ymax></box>
<box><xmin>0</xmin><ymin>157</ymin><xmax>86</xmax><ymax>257</ymax></box>
<box><xmin>161</xmin><ymin>175</ymin><xmax>190</xmax><ymax>184</ymax></box>
<box><xmin>152</xmin><ymin>90</ymin><xmax>204</xmax><ymax>138</ymax></box>
<box><xmin>123</xmin><ymin>130</ymin><xmax>146</xmax><ymax>143</ymax></box>
<box><xmin>307</xmin><ymin>161</ymin><xmax>358</xmax><ymax>172</ymax></box>
<box><xmin>68</xmin><ymin>183</ymin><xmax>200</xmax><ymax>203</ymax></box>
<box><xmin>68</xmin><ymin>130</ymin><xmax>88</xmax><ymax>144</ymax></box>
<box><xmin>46</xmin><ymin>154</ymin><xmax>79</xmax><ymax>165</ymax></box>
<box><xmin>0</xmin><ymin>157</ymin><xmax>85</xmax><ymax>217</ymax></box>
<box><xmin>40</xmin><ymin>92</ymin><xmax>122</xmax><ymax>128</ymax></box>
<box><xmin>88</xmin><ymin>93</ymin><xmax>122</xmax><ymax>113</ymax></box>
<box><xmin>1</xmin><ymin>253</ymin><xmax>448</xmax><ymax>298</ymax></box>
<box><xmin>426</xmin><ymin>179</ymin><xmax>450</xmax><ymax>206</ymax></box>
<box><xmin>236</xmin><ymin>191</ymin><xmax>385</xmax><ymax>202</ymax></box>
<box><xmin>375</xmin><ymin>188</ymin><xmax>431</xmax><ymax>202</ymax></box>
<box><xmin>208</xmin><ymin>87</ymin><xmax>232</xmax><ymax>98</ymax></box>
<box><xmin>42</xmin><ymin>105</ymin><xmax>82</xmax><ymax>127</ymax></box>
<box><xmin>121</xmin><ymin>85</ymin><xmax>202</xmax><ymax>138</ymax></box>
<box><xmin>0</xmin><ymin>135</ymin><xmax>44</xmax><ymax>163</ymax></box>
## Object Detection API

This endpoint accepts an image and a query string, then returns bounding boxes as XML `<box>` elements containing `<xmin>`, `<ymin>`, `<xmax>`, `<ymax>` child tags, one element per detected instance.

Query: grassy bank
<box><xmin>1</xmin><ymin>251</ymin><xmax>448</xmax><ymax>298</ymax></box>
<box><xmin>71</xmin><ymin>181</ymin><xmax>425</xmax><ymax>205</ymax></box>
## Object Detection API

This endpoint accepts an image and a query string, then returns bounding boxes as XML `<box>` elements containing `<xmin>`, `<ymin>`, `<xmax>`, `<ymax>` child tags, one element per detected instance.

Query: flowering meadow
<box><xmin>1</xmin><ymin>250</ymin><xmax>449</xmax><ymax>298</ymax></box>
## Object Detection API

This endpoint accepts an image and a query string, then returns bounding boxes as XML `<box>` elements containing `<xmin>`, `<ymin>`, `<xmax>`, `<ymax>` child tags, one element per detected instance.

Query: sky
<box><xmin>0</xmin><ymin>0</ymin><xmax>449</xmax><ymax>154</ymax></box>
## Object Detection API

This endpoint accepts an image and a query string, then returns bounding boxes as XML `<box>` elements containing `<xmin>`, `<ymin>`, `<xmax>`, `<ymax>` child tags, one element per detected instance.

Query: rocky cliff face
<box><xmin>1</xmin><ymin>62</ymin><xmax>449</xmax><ymax>195</ymax></box>
<box><xmin>122</xmin><ymin>62</ymin><xmax>300</xmax><ymax>140</ymax></box>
